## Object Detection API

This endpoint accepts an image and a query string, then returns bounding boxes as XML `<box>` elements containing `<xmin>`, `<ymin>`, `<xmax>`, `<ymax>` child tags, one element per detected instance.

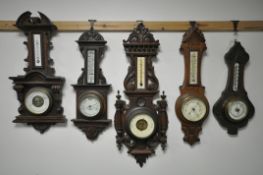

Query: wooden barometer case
<box><xmin>71</xmin><ymin>23</ymin><xmax>112</xmax><ymax>141</ymax></box>
<box><xmin>175</xmin><ymin>25</ymin><xmax>209</xmax><ymax>145</ymax></box>
<box><xmin>9</xmin><ymin>11</ymin><xmax>66</xmax><ymax>133</ymax></box>
<box><xmin>213</xmin><ymin>41</ymin><xmax>254</xmax><ymax>135</ymax></box>
<box><xmin>114</xmin><ymin>23</ymin><xmax>168</xmax><ymax>167</ymax></box>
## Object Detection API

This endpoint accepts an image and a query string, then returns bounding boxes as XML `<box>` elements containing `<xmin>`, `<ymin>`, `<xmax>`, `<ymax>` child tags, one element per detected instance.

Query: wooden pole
<box><xmin>0</xmin><ymin>20</ymin><xmax>263</xmax><ymax>32</ymax></box>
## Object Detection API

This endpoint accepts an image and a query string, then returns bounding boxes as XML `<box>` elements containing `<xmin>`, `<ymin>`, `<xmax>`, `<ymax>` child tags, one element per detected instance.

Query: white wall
<box><xmin>1</xmin><ymin>0</ymin><xmax>263</xmax><ymax>175</ymax></box>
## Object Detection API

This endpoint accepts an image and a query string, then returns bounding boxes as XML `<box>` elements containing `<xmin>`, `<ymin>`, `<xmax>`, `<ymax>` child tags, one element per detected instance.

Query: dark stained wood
<box><xmin>175</xmin><ymin>25</ymin><xmax>209</xmax><ymax>145</ymax></box>
<box><xmin>71</xmin><ymin>25</ymin><xmax>112</xmax><ymax>141</ymax></box>
<box><xmin>213</xmin><ymin>41</ymin><xmax>254</xmax><ymax>134</ymax></box>
<box><xmin>114</xmin><ymin>23</ymin><xmax>168</xmax><ymax>167</ymax></box>
<box><xmin>9</xmin><ymin>11</ymin><xmax>66</xmax><ymax>133</ymax></box>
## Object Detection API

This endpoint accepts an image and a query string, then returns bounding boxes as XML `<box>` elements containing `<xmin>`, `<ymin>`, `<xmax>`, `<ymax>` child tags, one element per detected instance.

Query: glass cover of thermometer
<box><xmin>33</xmin><ymin>34</ymin><xmax>42</xmax><ymax>67</ymax></box>
<box><xmin>87</xmin><ymin>50</ymin><xmax>95</xmax><ymax>83</ymax></box>
<box><xmin>137</xmin><ymin>57</ymin><xmax>146</xmax><ymax>89</ymax></box>
<box><xmin>233</xmin><ymin>63</ymin><xmax>240</xmax><ymax>91</ymax></box>
<box><xmin>189</xmin><ymin>51</ymin><xmax>198</xmax><ymax>84</ymax></box>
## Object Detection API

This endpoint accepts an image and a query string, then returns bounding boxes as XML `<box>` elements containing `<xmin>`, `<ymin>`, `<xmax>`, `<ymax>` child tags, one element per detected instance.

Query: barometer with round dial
<box><xmin>24</xmin><ymin>87</ymin><xmax>52</xmax><ymax>115</ymax></box>
<box><xmin>79</xmin><ymin>93</ymin><xmax>102</xmax><ymax>118</ymax></box>
<box><xmin>175</xmin><ymin>24</ymin><xmax>209</xmax><ymax>145</ymax></box>
<box><xmin>9</xmin><ymin>11</ymin><xmax>66</xmax><ymax>133</ymax></box>
<box><xmin>181</xmin><ymin>97</ymin><xmax>207</xmax><ymax>122</ymax></box>
<box><xmin>72</xmin><ymin>22</ymin><xmax>111</xmax><ymax>141</ymax></box>
<box><xmin>114</xmin><ymin>23</ymin><xmax>168</xmax><ymax>167</ymax></box>
<box><xmin>213</xmin><ymin>41</ymin><xmax>254</xmax><ymax>135</ymax></box>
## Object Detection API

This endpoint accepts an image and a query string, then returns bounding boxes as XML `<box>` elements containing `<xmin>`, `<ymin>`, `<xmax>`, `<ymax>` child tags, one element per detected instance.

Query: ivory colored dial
<box><xmin>129</xmin><ymin>113</ymin><xmax>155</xmax><ymax>139</ymax></box>
<box><xmin>25</xmin><ymin>87</ymin><xmax>51</xmax><ymax>115</ymax></box>
<box><xmin>80</xmin><ymin>94</ymin><xmax>101</xmax><ymax>117</ymax></box>
<box><xmin>227</xmin><ymin>100</ymin><xmax>248</xmax><ymax>121</ymax></box>
<box><xmin>181</xmin><ymin>98</ymin><xmax>207</xmax><ymax>122</ymax></box>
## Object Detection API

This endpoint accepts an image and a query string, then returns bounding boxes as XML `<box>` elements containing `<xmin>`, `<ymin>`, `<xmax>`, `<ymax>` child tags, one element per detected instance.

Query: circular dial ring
<box><xmin>79</xmin><ymin>91</ymin><xmax>104</xmax><ymax>118</ymax></box>
<box><xmin>24</xmin><ymin>87</ymin><xmax>52</xmax><ymax>115</ymax></box>
<box><xmin>126</xmin><ymin>107</ymin><xmax>157</xmax><ymax>139</ymax></box>
<box><xmin>225</xmin><ymin>97</ymin><xmax>248</xmax><ymax>122</ymax></box>
<box><xmin>179</xmin><ymin>95</ymin><xmax>209</xmax><ymax>122</ymax></box>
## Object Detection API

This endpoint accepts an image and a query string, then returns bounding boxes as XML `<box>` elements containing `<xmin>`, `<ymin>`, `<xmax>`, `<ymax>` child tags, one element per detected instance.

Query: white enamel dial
<box><xmin>24</xmin><ymin>87</ymin><xmax>51</xmax><ymax>115</ymax></box>
<box><xmin>181</xmin><ymin>98</ymin><xmax>207</xmax><ymax>122</ymax></box>
<box><xmin>79</xmin><ymin>94</ymin><xmax>101</xmax><ymax>117</ymax></box>
<box><xmin>227</xmin><ymin>100</ymin><xmax>248</xmax><ymax>121</ymax></box>
<box><xmin>129</xmin><ymin>113</ymin><xmax>155</xmax><ymax>139</ymax></box>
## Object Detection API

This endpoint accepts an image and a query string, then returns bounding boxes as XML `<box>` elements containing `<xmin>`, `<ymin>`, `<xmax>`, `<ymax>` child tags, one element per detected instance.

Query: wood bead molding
<box><xmin>0</xmin><ymin>20</ymin><xmax>263</xmax><ymax>32</ymax></box>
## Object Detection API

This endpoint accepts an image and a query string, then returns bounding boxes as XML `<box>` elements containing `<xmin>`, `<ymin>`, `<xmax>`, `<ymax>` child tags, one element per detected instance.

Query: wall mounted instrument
<box><xmin>9</xmin><ymin>11</ymin><xmax>66</xmax><ymax>133</ymax></box>
<box><xmin>213</xmin><ymin>41</ymin><xmax>254</xmax><ymax>134</ymax></box>
<box><xmin>175</xmin><ymin>24</ymin><xmax>209</xmax><ymax>145</ymax></box>
<box><xmin>114</xmin><ymin>23</ymin><xmax>168</xmax><ymax>167</ymax></box>
<box><xmin>72</xmin><ymin>21</ymin><xmax>111</xmax><ymax>140</ymax></box>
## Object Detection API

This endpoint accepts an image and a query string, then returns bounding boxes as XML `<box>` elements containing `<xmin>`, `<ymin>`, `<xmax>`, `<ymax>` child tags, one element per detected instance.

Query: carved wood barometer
<box><xmin>175</xmin><ymin>24</ymin><xmax>209</xmax><ymax>145</ymax></box>
<box><xmin>213</xmin><ymin>41</ymin><xmax>254</xmax><ymax>135</ymax></box>
<box><xmin>9</xmin><ymin>11</ymin><xmax>66</xmax><ymax>133</ymax></box>
<box><xmin>71</xmin><ymin>21</ymin><xmax>112</xmax><ymax>141</ymax></box>
<box><xmin>114</xmin><ymin>23</ymin><xmax>168</xmax><ymax>167</ymax></box>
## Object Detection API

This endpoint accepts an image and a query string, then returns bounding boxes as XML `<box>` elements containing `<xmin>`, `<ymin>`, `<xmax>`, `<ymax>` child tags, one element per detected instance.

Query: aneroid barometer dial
<box><xmin>9</xmin><ymin>11</ymin><xmax>66</xmax><ymax>133</ymax></box>
<box><xmin>25</xmin><ymin>87</ymin><xmax>52</xmax><ymax>115</ymax></box>
<box><xmin>226</xmin><ymin>99</ymin><xmax>248</xmax><ymax>121</ymax></box>
<box><xmin>114</xmin><ymin>23</ymin><xmax>168</xmax><ymax>167</ymax></box>
<box><xmin>181</xmin><ymin>97</ymin><xmax>207</xmax><ymax>122</ymax></box>
<box><xmin>72</xmin><ymin>21</ymin><xmax>111</xmax><ymax>141</ymax></box>
<box><xmin>175</xmin><ymin>23</ymin><xmax>209</xmax><ymax>145</ymax></box>
<box><xmin>79</xmin><ymin>93</ymin><xmax>102</xmax><ymax>117</ymax></box>
<box><xmin>128</xmin><ymin>111</ymin><xmax>157</xmax><ymax>139</ymax></box>
<box><xmin>213</xmin><ymin>41</ymin><xmax>254</xmax><ymax>135</ymax></box>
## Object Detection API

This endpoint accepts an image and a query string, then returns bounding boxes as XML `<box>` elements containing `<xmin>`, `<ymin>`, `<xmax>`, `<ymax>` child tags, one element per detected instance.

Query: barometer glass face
<box><xmin>33</xmin><ymin>34</ymin><xmax>42</xmax><ymax>67</ymax></box>
<box><xmin>227</xmin><ymin>100</ymin><xmax>248</xmax><ymax>121</ymax></box>
<box><xmin>25</xmin><ymin>87</ymin><xmax>51</xmax><ymax>115</ymax></box>
<box><xmin>137</xmin><ymin>57</ymin><xmax>146</xmax><ymax>89</ymax></box>
<box><xmin>87</xmin><ymin>50</ymin><xmax>95</xmax><ymax>84</ymax></box>
<box><xmin>181</xmin><ymin>98</ymin><xmax>207</xmax><ymax>122</ymax></box>
<box><xmin>189</xmin><ymin>51</ymin><xmax>198</xmax><ymax>85</ymax></box>
<box><xmin>80</xmin><ymin>94</ymin><xmax>101</xmax><ymax>117</ymax></box>
<box><xmin>129</xmin><ymin>113</ymin><xmax>155</xmax><ymax>139</ymax></box>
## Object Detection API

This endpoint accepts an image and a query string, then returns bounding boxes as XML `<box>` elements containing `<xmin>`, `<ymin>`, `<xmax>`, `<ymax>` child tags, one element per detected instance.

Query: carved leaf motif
<box><xmin>124</xmin><ymin>66</ymin><xmax>136</xmax><ymax>90</ymax></box>
<box><xmin>182</xmin><ymin>125</ymin><xmax>202</xmax><ymax>145</ymax></box>
<box><xmin>126</xmin><ymin>23</ymin><xmax>155</xmax><ymax>43</ymax></box>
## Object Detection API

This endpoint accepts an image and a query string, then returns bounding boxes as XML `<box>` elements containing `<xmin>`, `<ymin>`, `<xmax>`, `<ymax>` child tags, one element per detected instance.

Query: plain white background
<box><xmin>0</xmin><ymin>0</ymin><xmax>263</xmax><ymax>175</ymax></box>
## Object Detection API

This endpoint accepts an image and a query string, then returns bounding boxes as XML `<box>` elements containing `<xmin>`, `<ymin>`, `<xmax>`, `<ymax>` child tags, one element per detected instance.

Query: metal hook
<box><xmin>88</xmin><ymin>19</ymin><xmax>97</xmax><ymax>30</ymax></box>
<box><xmin>232</xmin><ymin>20</ymin><xmax>239</xmax><ymax>41</ymax></box>
<box><xmin>189</xmin><ymin>21</ymin><xmax>197</xmax><ymax>28</ymax></box>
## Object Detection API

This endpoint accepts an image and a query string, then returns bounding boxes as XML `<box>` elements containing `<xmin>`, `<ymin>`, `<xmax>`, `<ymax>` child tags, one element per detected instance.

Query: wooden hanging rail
<box><xmin>0</xmin><ymin>20</ymin><xmax>263</xmax><ymax>32</ymax></box>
